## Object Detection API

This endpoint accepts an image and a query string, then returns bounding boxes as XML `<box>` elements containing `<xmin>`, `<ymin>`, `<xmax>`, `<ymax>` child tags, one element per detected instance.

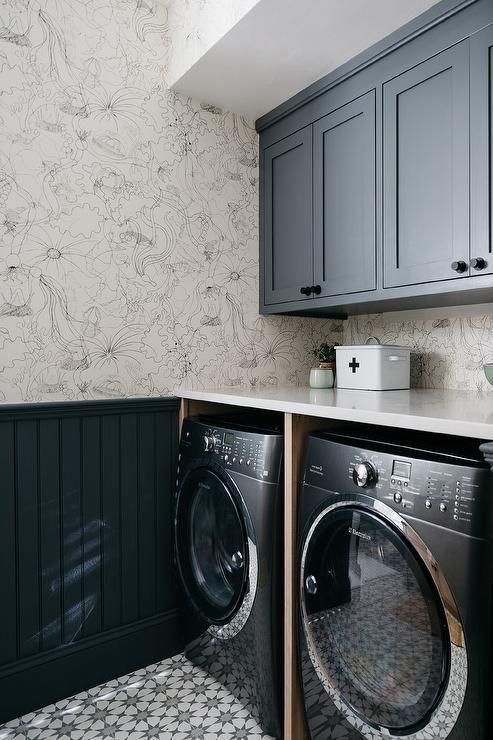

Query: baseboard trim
<box><xmin>0</xmin><ymin>609</ymin><xmax>182</xmax><ymax>724</ymax></box>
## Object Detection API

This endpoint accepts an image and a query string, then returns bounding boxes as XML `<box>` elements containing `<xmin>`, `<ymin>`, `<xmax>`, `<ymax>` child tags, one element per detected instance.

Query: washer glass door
<box><xmin>176</xmin><ymin>468</ymin><xmax>248</xmax><ymax>624</ymax></box>
<box><xmin>301</xmin><ymin>506</ymin><xmax>449</xmax><ymax>734</ymax></box>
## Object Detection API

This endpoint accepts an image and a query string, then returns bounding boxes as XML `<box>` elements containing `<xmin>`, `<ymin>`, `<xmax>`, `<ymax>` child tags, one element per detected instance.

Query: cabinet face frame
<box><xmin>313</xmin><ymin>90</ymin><xmax>377</xmax><ymax>298</ymax></box>
<box><xmin>382</xmin><ymin>40</ymin><xmax>470</xmax><ymax>289</ymax></box>
<box><xmin>470</xmin><ymin>23</ymin><xmax>493</xmax><ymax>277</ymax></box>
<box><xmin>262</xmin><ymin>127</ymin><xmax>314</xmax><ymax>306</ymax></box>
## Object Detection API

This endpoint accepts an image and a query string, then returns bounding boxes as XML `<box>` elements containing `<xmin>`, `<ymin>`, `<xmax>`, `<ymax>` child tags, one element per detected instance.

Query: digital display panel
<box><xmin>224</xmin><ymin>432</ymin><xmax>235</xmax><ymax>445</ymax></box>
<box><xmin>392</xmin><ymin>460</ymin><xmax>412</xmax><ymax>479</ymax></box>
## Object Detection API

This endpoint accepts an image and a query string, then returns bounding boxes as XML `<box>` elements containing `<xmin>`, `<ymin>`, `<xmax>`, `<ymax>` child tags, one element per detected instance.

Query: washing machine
<box><xmin>298</xmin><ymin>424</ymin><xmax>493</xmax><ymax>740</ymax></box>
<box><xmin>175</xmin><ymin>413</ymin><xmax>283</xmax><ymax>738</ymax></box>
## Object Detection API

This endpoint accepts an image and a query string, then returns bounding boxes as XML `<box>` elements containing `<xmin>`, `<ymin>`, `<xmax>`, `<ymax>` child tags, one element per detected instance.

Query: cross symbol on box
<box><xmin>349</xmin><ymin>357</ymin><xmax>360</xmax><ymax>373</ymax></box>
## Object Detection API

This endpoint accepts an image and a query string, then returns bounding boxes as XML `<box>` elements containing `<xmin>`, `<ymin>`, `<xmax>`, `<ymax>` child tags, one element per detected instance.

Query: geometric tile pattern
<box><xmin>307</xmin><ymin>570</ymin><xmax>444</xmax><ymax>727</ymax></box>
<box><xmin>186</xmin><ymin>601</ymin><xmax>280</xmax><ymax>738</ymax></box>
<box><xmin>301</xmin><ymin>639</ymin><xmax>467</xmax><ymax>740</ymax></box>
<box><xmin>301</xmin><ymin>528</ymin><xmax>468</xmax><ymax>739</ymax></box>
<box><xmin>0</xmin><ymin>654</ymin><xmax>275</xmax><ymax>740</ymax></box>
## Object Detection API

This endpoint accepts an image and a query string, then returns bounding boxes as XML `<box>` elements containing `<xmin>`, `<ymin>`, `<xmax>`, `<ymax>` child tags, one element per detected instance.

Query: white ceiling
<box><xmin>170</xmin><ymin>0</ymin><xmax>444</xmax><ymax>121</ymax></box>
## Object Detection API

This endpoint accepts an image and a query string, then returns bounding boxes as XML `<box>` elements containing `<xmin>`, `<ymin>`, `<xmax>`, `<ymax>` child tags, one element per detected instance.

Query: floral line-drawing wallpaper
<box><xmin>0</xmin><ymin>0</ymin><xmax>339</xmax><ymax>402</ymax></box>
<box><xmin>1</xmin><ymin>0</ymin><xmax>492</xmax><ymax>403</ymax></box>
<box><xmin>343</xmin><ymin>312</ymin><xmax>493</xmax><ymax>393</ymax></box>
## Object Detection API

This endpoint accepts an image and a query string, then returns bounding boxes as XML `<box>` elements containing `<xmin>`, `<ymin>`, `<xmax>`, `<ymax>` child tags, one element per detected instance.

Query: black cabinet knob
<box><xmin>311</xmin><ymin>285</ymin><xmax>322</xmax><ymax>295</ymax></box>
<box><xmin>451</xmin><ymin>260</ymin><xmax>467</xmax><ymax>273</ymax></box>
<box><xmin>300</xmin><ymin>286</ymin><xmax>312</xmax><ymax>296</ymax></box>
<box><xmin>470</xmin><ymin>257</ymin><xmax>487</xmax><ymax>270</ymax></box>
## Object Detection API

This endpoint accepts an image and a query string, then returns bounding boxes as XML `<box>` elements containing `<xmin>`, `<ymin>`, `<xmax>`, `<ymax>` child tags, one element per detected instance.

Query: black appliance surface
<box><xmin>175</xmin><ymin>415</ymin><xmax>283</xmax><ymax>738</ymax></box>
<box><xmin>298</xmin><ymin>426</ymin><xmax>493</xmax><ymax>740</ymax></box>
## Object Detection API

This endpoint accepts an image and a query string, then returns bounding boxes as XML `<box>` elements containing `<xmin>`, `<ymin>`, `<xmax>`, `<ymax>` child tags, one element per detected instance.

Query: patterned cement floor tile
<box><xmin>0</xmin><ymin>654</ymin><xmax>275</xmax><ymax>740</ymax></box>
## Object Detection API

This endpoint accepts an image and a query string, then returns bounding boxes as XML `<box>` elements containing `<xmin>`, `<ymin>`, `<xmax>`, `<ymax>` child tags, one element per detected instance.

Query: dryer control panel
<box><xmin>179</xmin><ymin>418</ymin><xmax>283</xmax><ymax>484</ymax></box>
<box><xmin>303</xmin><ymin>431</ymin><xmax>493</xmax><ymax>539</ymax></box>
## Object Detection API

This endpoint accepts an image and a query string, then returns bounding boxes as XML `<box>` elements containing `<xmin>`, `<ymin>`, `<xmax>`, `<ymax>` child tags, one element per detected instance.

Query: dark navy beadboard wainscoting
<box><xmin>0</xmin><ymin>397</ymin><xmax>181</xmax><ymax>724</ymax></box>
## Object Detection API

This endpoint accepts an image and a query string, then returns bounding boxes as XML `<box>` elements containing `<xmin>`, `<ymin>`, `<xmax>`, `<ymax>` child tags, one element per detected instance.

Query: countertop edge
<box><xmin>176</xmin><ymin>389</ymin><xmax>493</xmax><ymax>440</ymax></box>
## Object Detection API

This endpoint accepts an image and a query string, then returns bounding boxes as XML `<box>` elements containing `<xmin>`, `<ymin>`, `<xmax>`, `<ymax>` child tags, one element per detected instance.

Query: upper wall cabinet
<box><xmin>262</xmin><ymin>90</ymin><xmax>376</xmax><ymax>308</ymax></box>
<box><xmin>258</xmin><ymin>1</ymin><xmax>493</xmax><ymax>317</ymax></box>
<box><xmin>382</xmin><ymin>41</ymin><xmax>469</xmax><ymax>288</ymax></box>
<box><xmin>263</xmin><ymin>127</ymin><xmax>313</xmax><ymax>305</ymax></box>
<box><xmin>470</xmin><ymin>24</ymin><xmax>493</xmax><ymax>276</ymax></box>
<box><xmin>313</xmin><ymin>91</ymin><xmax>376</xmax><ymax>297</ymax></box>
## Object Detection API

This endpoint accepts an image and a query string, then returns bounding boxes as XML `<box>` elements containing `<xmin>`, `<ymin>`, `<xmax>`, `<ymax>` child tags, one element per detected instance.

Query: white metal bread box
<box><xmin>335</xmin><ymin>339</ymin><xmax>411</xmax><ymax>391</ymax></box>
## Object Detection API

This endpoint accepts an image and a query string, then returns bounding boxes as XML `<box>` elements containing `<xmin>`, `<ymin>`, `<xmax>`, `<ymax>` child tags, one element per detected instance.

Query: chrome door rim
<box><xmin>300</xmin><ymin>494</ymin><xmax>468</xmax><ymax>740</ymax></box>
<box><xmin>208</xmin><ymin>533</ymin><xmax>258</xmax><ymax>640</ymax></box>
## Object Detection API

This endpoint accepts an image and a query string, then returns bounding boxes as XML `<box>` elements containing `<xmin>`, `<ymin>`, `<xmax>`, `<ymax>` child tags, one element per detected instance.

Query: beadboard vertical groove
<box><xmin>0</xmin><ymin>397</ymin><xmax>181</xmax><ymax>725</ymax></box>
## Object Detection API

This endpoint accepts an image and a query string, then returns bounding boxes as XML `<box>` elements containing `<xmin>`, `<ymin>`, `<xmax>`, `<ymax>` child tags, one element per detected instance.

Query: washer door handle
<box><xmin>305</xmin><ymin>574</ymin><xmax>318</xmax><ymax>595</ymax></box>
<box><xmin>231</xmin><ymin>550</ymin><xmax>244</xmax><ymax>570</ymax></box>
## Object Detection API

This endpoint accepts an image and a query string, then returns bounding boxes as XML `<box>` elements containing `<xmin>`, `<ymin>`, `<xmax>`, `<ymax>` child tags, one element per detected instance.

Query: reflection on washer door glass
<box><xmin>304</xmin><ymin>508</ymin><xmax>448</xmax><ymax>732</ymax></box>
<box><xmin>190</xmin><ymin>480</ymin><xmax>246</xmax><ymax>611</ymax></box>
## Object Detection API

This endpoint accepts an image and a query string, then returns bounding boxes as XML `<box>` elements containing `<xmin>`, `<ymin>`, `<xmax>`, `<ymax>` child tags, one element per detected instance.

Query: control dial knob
<box><xmin>352</xmin><ymin>461</ymin><xmax>377</xmax><ymax>488</ymax></box>
<box><xmin>204</xmin><ymin>434</ymin><xmax>215</xmax><ymax>452</ymax></box>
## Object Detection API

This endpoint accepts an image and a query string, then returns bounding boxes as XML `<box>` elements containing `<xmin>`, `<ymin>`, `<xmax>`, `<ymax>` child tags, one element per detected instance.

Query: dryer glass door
<box><xmin>176</xmin><ymin>468</ymin><xmax>248</xmax><ymax>624</ymax></box>
<box><xmin>301</xmin><ymin>506</ymin><xmax>449</xmax><ymax>734</ymax></box>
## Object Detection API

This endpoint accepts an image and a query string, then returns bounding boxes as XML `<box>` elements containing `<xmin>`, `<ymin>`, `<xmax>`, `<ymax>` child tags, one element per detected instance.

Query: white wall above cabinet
<box><xmin>167</xmin><ymin>0</ymin><xmax>260</xmax><ymax>87</ymax></box>
<box><xmin>169</xmin><ymin>0</ymin><xmax>443</xmax><ymax>120</ymax></box>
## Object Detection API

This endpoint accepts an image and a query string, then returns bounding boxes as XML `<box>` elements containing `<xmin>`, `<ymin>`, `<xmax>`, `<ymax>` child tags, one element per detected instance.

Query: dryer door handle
<box><xmin>305</xmin><ymin>575</ymin><xmax>318</xmax><ymax>595</ymax></box>
<box><xmin>231</xmin><ymin>551</ymin><xmax>244</xmax><ymax>570</ymax></box>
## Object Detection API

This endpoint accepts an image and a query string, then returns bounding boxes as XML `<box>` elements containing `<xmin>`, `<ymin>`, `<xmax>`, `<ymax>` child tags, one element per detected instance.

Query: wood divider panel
<box><xmin>179</xmin><ymin>398</ymin><xmax>233</xmax><ymax>431</ymax></box>
<box><xmin>284</xmin><ymin>413</ymin><xmax>331</xmax><ymax>740</ymax></box>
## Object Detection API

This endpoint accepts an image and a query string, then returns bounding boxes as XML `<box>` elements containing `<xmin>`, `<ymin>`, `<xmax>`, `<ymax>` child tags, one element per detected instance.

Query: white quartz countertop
<box><xmin>176</xmin><ymin>386</ymin><xmax>493</xmax><ymax>440</ymax></box>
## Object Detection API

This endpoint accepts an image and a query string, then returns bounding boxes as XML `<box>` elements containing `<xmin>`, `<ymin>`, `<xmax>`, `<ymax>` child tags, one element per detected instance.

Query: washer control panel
<box><xmin>385</xmin><ymin>458</ymin><xmax>483</xmax><ymax>531</ymax></box>
<box><xmin>304</xmin><ymin>434</ymin><xmax>493</xmax><ymax>538</ymax></box>
<box><xmin>180</xmin><ymin>418</ymin><xmax>283</xmax><ymax>483</ymax></box>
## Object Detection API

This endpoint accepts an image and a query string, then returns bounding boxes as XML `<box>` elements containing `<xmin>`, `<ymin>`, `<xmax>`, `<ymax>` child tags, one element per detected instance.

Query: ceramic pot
<box><xmin>484</xmin><ymin>363</ymin><xmax>493</xmax><ymax>386</ymax></box>
<box><xmin>309</xmin><ymin>364</ymin><xmax>334</xmax><ymax>389</ymax></box>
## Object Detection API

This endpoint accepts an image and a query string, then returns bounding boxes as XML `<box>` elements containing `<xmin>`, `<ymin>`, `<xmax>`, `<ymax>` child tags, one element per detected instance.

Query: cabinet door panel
<box><xmin>383</xmin><ymin>41</ymin><xmax>469</xmax><ymax>288</ymax></box>
<box><xmin>313</xmin><ymin>91</ymin><xmax>376</xmax><ymax>297</ymax></box>
<box><xmin>471</xmin><ymin>24</ymin><xmax>493</xmax><ymax>276</ymax></box>
<box><xmin>263</xmin><ymin>128</ymin><xmax>313</xmax><ymax>305</ymax></box>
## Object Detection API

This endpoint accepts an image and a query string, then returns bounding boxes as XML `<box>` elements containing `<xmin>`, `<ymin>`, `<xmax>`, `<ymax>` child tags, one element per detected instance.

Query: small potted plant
<box><xmin>309</xmin><ymin>342</ymin><xmax>339</xmax><ymax>388</ymax></box>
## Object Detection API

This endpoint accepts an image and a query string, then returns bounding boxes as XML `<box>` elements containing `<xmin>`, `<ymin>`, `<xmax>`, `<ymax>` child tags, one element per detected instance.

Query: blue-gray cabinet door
<box><xmin>262</xmin><ymin>127</ymin><xmax>313</xmax><ymax>305</ymax></box>
<box><xmin>313</xmin><ymin>91</ymin><xmax>376</xmax><ymax>296</ymax></box>
<box><xmin>383</xmin><ymin>41</ymin><xmax>470</xmax><ymax>288</ymax></box>
<box><xmin>471</xmin><ymin>24</ymin><xmax>493</xmax><ymax>277</ymax></box>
